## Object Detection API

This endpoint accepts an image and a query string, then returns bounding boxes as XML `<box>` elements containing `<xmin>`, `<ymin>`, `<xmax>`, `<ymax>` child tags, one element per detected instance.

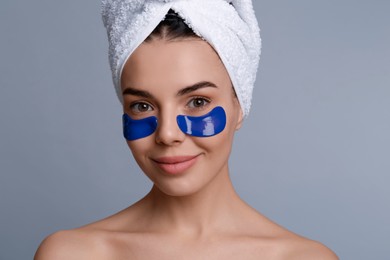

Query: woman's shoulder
<box><xmin>242</xmin><ymin>212</ymin><xmax>338</xmax><ymax>259</ymax></box>
<box><xmin>241</xmin><ymin>229</ymin><xmax>338</xmax><ymax>259</ymax></box>
<box><xmin>34</xmin><ymin>208</ymin><xmax>138</xmax><ymax>260</ymax></box>
<box><xmin>275</xmin><ymin>236</ymin><xmax>338</xmax><ymax>260</ymax></box>
<box><xmin>34</xmin><ymin>227</ymin><xmax>114</xmax><ymax>260</ymax></box>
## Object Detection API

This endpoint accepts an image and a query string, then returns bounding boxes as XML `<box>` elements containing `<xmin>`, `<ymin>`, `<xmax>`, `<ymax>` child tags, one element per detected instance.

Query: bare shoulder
<box><xmin>34</xmin><ymin>207</ymin><xmax>139</xmax><ymax>260</ymax></box>
<box><xmin>245</xmin><ymin>211</ymin><xmax>338</xmax><ymax>259</ymax></box>
<box><xmin>279</xmin><ymin>236</ymin><xmax>339</xmax><ymax>260</ymax></box>
<box><xmin>34</xmin><ymin>228</ymin><xmax>109</xmax><ymax>260</ymax></box>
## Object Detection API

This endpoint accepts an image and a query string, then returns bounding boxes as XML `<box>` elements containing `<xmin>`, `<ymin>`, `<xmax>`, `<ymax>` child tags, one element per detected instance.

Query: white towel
<box><xmin>102</xmin><ymin>0</ymin><xmax>261</xmax><ymax>117</ymax></box>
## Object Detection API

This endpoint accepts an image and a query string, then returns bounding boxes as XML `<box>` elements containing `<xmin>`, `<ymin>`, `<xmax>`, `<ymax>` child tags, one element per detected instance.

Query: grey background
<box><xmin>1</xmin><ymin>0</ymin><xmax>389</xmax><ymax>259</ymax></box>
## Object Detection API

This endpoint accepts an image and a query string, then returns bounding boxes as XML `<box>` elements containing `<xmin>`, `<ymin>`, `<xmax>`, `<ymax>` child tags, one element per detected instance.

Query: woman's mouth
<box><xmin>151</xmin><ymin>155</ymin><xmax>200</xmax><ymax>175</ymax></box>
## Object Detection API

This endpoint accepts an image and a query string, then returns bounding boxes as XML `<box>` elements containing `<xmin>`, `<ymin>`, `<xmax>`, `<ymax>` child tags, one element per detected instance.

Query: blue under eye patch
<box><xmin>122</xmin><ymin>114</ymin><xmax>158</xmax><ymax>141</ymax></box>
<box><xmin>176</xmin><ymin>106</ymin><xmax>226</xmax><ymax>137</ymax></box>
<box><xmin>123</xmin><ymin>106</ymin><xmax>227</xmax><ymax>141</ymax></box>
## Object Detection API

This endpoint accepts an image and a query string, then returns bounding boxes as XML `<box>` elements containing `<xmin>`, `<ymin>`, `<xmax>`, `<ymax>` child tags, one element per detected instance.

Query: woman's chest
<box><xmin>105</xmin><ymin>234</ymin><xmax>280</xmax><ymax>260</ymax></box>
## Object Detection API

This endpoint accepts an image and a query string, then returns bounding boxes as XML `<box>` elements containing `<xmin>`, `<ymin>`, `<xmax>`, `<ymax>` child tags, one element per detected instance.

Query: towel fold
<box><xmin>102</xmin><ymin>0</ymin><xmax>261</xmax><ymax>117</ymax></box>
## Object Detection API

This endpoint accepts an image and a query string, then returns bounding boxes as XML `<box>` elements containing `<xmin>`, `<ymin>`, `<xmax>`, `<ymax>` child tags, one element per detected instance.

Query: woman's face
<box><xmin>121</xmin><ymin>38</ymin><xmax>243</xmax><ymax>196</ymax></box>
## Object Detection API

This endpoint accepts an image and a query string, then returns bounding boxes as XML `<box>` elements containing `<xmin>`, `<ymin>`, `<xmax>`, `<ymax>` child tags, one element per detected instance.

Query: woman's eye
<box><xmin>188</xmin><ymin>97</ymin><xmax>210</xmax><ymax>109</ymax></box>
<box><xmin>130</xmin><ymin>102</ymin><xmax>153</xmax><ymax>113</ymax></box>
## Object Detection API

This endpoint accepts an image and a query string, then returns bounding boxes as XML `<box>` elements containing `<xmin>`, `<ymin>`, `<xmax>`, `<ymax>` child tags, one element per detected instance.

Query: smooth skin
<box><xmin>35</xmin><ymin>38</ymin><xmax>338</xmax><ymax>260</ymax></box>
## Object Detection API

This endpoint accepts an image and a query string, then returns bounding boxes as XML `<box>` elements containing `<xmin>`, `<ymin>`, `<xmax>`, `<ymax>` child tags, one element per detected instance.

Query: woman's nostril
<box><xmin>155</xmin><ymin>116</ymin><xmax>186</xmax><ymax>145</ymax></box>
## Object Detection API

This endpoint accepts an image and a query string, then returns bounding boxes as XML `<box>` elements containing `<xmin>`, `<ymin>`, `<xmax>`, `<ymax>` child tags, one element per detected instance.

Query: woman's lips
<box><xmin>152</xmin><ymin>155</ymin><xmax>199</xmax><ymax>175</ymax></box>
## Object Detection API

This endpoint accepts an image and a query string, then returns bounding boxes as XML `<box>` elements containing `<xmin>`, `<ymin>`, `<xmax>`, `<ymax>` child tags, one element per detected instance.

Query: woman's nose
<box><xmin>155</xmin><ymin>110</ymin><xmax>185</xmax><ymax>146</ymax></box>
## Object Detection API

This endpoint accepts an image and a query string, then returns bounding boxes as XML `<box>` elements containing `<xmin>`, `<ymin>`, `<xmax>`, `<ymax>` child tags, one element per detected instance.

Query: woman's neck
<box><xmin>138</xmin><ymin>166</ymin><xmax>247</xmax><ymax>236</ymax></box>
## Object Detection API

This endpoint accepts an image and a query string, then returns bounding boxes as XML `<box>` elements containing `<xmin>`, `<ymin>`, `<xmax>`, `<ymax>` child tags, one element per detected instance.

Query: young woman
<box><xmin>35</xmin><ymin>1</ymin><xmax>337</xmax><ymax>259</ymax></box>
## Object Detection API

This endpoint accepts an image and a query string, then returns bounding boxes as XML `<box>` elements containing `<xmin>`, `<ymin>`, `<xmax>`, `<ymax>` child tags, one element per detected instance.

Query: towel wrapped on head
<box><xmin>102</xmin><ymin>0</ymin><xmax>261</xmax><ymax>117</ymax></box>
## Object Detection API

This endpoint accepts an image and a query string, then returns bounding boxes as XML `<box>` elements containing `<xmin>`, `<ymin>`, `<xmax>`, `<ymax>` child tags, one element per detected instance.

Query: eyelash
<box><xmin>129</xmin><ymin>101</ymin><xmax>154</xmax><ymax>114</ymax></box>
<box><xmin>186</xmin><ymin>96</ymin><xmax>211</xmax><ymax>110</ymax></box>
<box><xmin>128</xmin><ymin>96</ymin><xmax>211</xmax><ymax>115</ymax></box>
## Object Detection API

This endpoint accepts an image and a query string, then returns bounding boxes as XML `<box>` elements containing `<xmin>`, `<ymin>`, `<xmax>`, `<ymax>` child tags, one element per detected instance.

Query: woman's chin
<box><xmin>150</xmin><ymin>181</ymin><xmax>204</xmax><ymax>198</ymax></box>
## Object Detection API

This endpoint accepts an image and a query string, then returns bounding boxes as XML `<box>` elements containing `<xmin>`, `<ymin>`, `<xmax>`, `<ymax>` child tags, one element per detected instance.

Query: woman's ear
<box><xmin>235</xmin><ymin>107</ymin><xmax>244</xmax><ymax>131</ymax></box>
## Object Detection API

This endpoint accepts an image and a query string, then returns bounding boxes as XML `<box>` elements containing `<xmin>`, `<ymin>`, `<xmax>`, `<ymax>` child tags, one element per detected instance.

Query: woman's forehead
<box><xmin>120</xmin><ymin>39</ymin><xmax>230</xmax><ymax>93</ymax></box>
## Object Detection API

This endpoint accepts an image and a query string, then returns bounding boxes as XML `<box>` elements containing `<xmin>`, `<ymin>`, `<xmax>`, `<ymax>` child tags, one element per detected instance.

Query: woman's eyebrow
<box><xmin>122</xmin><ymin>87</ymin><xmax>154</xmax><ymax>98</ymax></box>
<box><xmin>177</xmin><ymin>81</ymin><xmax>218</xmax><ymax>96</ymax></box>
<box><xmin>122</xmin><ymin>81</ymin><xmax>217</xmax><ymax>98</ymax></box>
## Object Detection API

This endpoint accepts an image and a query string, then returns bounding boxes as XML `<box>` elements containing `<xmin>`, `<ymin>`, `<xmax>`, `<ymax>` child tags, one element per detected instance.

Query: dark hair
<box><xmin>145</xmin><ymin>9</ymin><xmax>198</xmax><ymax>42</ymax></box>
<box><xmin>145</xmin><ymin>9</ymin><xmax>237</xmax><ymax>97</ymax></box>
